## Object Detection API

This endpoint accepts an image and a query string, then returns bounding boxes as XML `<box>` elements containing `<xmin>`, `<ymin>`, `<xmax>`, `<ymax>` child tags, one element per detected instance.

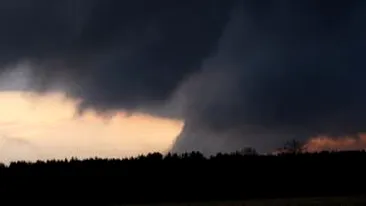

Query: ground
<box><xmin>123</xmin><ymin>196</ymin><xmax>366</xmax><ymax>206</ymax></box>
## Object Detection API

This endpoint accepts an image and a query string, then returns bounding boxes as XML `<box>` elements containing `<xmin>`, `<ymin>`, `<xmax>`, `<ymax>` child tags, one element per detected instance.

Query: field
<box><xmin>124</xmin><ymin>196</ymin><xmax>366</xmax><ymax>206</ymax></box>
<box><xmin>2</xmin><ymin>152</ymin><xmax>366</xmax><ymax>205</ymax></box>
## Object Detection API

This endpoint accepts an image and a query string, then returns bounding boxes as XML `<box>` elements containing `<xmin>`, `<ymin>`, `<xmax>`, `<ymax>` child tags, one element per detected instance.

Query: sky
<box><xmin>0</xmin><ymin>66</ymin><xmax>183</xmax><ymax>164</ymax></box>
<box><xmin>1</xmin><ymin>0</ymin><xmax>366</xmax><ymax>162</ymax></box>
<box><xmin>0</xmin><ymin>90</ymin><xmax>183</xmax><ymax>163</ymax></box>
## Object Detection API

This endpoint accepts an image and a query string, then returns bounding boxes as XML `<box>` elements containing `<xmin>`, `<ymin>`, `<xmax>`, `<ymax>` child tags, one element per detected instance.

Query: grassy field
<box><xmin>123</xmin><ymin>196</ymin><xmax>366</xmax><ymax>206</ymax></box>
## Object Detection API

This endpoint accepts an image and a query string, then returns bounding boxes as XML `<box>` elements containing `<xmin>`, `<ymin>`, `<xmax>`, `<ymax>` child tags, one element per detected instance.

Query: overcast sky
<box><xmin>1</xmin><ymin>0</ymin><xmax>366</xmax><ymax>160</ymax></box>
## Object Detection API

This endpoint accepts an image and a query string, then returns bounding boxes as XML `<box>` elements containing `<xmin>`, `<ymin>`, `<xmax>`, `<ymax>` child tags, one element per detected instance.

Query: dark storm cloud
<box><xmin>0</xmin><ymin>0</ymin><xmax>233</xmax><ymax>115</ymax></box>
<box><xmin>172</xmin><ymin>0</ymin><xmax>366</xmax><ymax>154</ymax></box>
<box><xmin>192</xmin><ymin>0</ymin><xmax>366</xmax><ymax>133</ymax></box>
<box><xmin>1</xmin><ymin>0</ymin><xmax>366</xmax><ymax>154</ymax></box>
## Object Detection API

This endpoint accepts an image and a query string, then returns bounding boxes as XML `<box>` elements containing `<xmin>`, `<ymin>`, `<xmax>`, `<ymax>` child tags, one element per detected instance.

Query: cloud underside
<box><xmin>1</xmin><ymin>0</ymin><xmax>366</xmax><ymax>154</ymax></box>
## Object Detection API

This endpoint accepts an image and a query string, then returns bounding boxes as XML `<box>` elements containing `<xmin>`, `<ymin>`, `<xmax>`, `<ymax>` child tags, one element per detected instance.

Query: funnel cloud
<box><xmin>1</xmin><ymin>0</ymin><xmax>366</xmax><ymax>154</ymax></box>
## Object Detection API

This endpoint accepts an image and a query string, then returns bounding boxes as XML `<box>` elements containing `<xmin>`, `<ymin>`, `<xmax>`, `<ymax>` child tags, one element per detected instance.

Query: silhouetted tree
<box><xmin>0</xmin><ymin>149</ymin><xmax>365</xmax><ymax>205</ymax></box>
<box><xmin>284</xmin><ymin>139</ymin><xmax>307</xmax><ymax>154</ymax></box>
<box><xmin>239</xmin><ymin>147</ymin><xmax>258</xmax><ymax>155</ymax></box>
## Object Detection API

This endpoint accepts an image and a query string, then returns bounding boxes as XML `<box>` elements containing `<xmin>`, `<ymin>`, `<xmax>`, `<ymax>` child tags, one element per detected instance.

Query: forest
<box><xmin>0</xmin><ymin>143</ymin><xmax>365</xmax><ymax>205</ymax></box>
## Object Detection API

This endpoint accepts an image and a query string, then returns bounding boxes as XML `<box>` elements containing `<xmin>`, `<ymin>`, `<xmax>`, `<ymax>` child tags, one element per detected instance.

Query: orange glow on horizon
<box><xmin>0</xmin><ymin>92</ymin><xmax>184</xmax><ymax>164</ymax></box>
<box><xmin>305</xmin><ymin>134</ymin><xmax>366</xmax><ymax>152</ymax></box>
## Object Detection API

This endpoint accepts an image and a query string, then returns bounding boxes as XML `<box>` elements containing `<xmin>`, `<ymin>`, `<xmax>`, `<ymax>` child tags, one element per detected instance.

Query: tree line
<box><xmin>0</xmin><ymin>143</ymin><xmax>365</xmax><ymax>205</ymax></box>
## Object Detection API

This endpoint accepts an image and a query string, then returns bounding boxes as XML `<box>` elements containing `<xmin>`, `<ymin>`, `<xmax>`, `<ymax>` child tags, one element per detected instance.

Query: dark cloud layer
<box><xmin>0</xmin><ymin>0</ymin><xmax>233</xmax><ymax>114</ymax></box>
<box><xmin>172</xmin><ymin>0</ymin><xmax>366</xmax><ymax>154</ymax></box>
<box><xmin>1</xmin><ymin>0</ymin><xmax>366</xmax><ymax>154</ymax></box>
